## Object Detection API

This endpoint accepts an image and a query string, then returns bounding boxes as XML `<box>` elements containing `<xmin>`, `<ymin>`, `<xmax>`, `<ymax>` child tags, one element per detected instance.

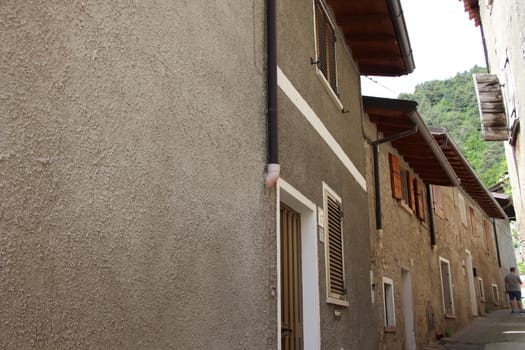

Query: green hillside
<box><xmin>399</xmin><ymin>66</ymin><xmax>508</xmax><ymax>187</ymax></box>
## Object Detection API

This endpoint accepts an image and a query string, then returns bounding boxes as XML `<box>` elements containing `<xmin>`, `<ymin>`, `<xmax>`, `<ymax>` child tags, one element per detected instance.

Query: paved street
<box><xmin>424</xmin><ymin>309</ymin><xmax>525</xmax><ymax>349</ymax></box>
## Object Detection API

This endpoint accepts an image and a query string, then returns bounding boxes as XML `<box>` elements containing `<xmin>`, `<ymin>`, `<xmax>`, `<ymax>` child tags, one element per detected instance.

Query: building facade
<box><xmin>0</xmin><ymin>1</ymin><xmax>514</xmax><ymax>349</ymax></box>
<box><xmin>464</xmin><ymin>0</ymin><xmax>525</xmax><ymax>258</ymax></box>
<box><xmin>363</xmin><ymin>97</ymin><xmax>512</xmax><ymax>349</ymax></box>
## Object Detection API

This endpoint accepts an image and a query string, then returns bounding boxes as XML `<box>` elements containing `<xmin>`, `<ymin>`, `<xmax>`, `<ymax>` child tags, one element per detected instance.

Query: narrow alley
<box><xmin>425</xmin><ymin>309</ymin><xmax>525</xmax><ymax>350</ymax></box>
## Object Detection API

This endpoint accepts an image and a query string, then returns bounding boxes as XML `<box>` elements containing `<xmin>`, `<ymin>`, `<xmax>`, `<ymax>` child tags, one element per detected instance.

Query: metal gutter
<box><xmin>386</xmin><ymin>0</ymin><xmax>415</xmax><ymax>75</ymax></box>
<box><xmin>264</xmin><ymin>0</ymin><xmax>280</xmax><ymax>187</ymax></box>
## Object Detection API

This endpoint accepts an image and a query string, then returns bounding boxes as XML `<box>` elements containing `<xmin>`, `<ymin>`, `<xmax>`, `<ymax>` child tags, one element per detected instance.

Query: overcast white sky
<box><xmin>361</xmin><ymin>0</ymin><xmax>487</xmax><ymax>98</ymax></box>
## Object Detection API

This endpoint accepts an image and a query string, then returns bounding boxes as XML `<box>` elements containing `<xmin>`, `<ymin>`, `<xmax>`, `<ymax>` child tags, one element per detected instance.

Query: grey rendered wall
<box><xmin>277</xmin><ymin>1</ymin><xmax>376</xmax><ymax>349</ymax></box>
<box><xmin>0</xmin><ymin>2</ymin><xmax>276</xmax><ymax>349</ymax></box>
<box><xmin>479</xmin><ymin>1</ymin><xmax>525</xmax><ymax>246</ymax></box>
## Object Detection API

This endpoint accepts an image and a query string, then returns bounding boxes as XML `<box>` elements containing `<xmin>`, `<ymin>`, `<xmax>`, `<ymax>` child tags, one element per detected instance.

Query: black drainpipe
<box><xmin>426</xmin><ymin>184</ymin><xmax>436</xmax><ymax>248</ymax></box>
<box><xmin>265</xmin><ymin>0</ymin><xmax>280</xmax><ymax>187</ymax></box>
<box><xmin>492</xmin><ymin>218</ymin><xmax>502</xmax><ymax>267</ymax></box>
<box><xmin>371</xmin><ymin>127</ymin><xmax>417</xmax><ymax>230</ymax></box>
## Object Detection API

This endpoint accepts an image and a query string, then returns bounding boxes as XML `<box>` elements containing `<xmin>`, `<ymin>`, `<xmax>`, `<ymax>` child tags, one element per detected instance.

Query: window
<box><xmin>432</xmin><ymin>185</ymin><xmax>445</xmax><ymax>218</ymax></box>
<box><xmin>383</xmin><ymin>277</ymin><xmax>396</xmax><ymax>330</ymax></box>
<box><xmin>458</xmin><ymin>193</ymin><xmax>467</xmax><ymax>227</ymax></box>
<box><xmin>484</xmin><ymin>220</ymin><xmax>494</xmax><ymax>257</ymax></box>
<box><xmin>492</xmin><ymin>284</ymin><xmax>500</xmax><ymax>305</ymax></box>
<box><xmin>478</xmin><ymin>277</ymin><xmax>485</xmax><ymax>302</ymax></box>
<box><xmin>439</xmin><ymin>257</ymin><xmax>455</xmax><ymax>316</ymax></box>
<box><xmin>469</xmin><ymin>206</ymin><xmax>477</xmax><ymax>236</ymax></box>
<box><xmin>389</xmin><ymin>153</ymin><xmax>425</xmax><ymax>220</ymax></box>
<box><xmin>501</xmin><ymin>51</ymin><xmax>517</xmax><ymax>134</ymax></box>
<box><xmin>314</xmin><ymin>0</ymin><xmax>338</xmax><ymax>96</ymax></box>
<box><xmin>323</xmin><ymin>183</ymin><xmax>347</xmax><ymax>306</ymax></box>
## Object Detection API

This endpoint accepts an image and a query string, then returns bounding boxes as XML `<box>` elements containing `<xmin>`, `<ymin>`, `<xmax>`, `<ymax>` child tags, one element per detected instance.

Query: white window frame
<box><xmin>383</xmin><ymin>277</ymin><xmax>396</xmax><ymax>328</ymax></box>
<box><xmin>323</xmin><ymin>182</ymin><xmax>348</xmax><ymax>306</ymax></box>
<box><xmin>478</xmin><ymin>277</ymin><xmax>486</xmax><ymax>302</ymax></box>
<box><xmin>491</xmin><ymin>283</ymin><xmax>499</xmax><ymax>305</ymax></box>
<box><xmin>501</xmin><ymin>50</ymin><xmax>517</xmax><ymax>129</ymax></box>
<box><xmin>439</xmin><ymin>257</ymin><xmax>455</xmax><ymax>316</ymax></box>
<box><xmin>312</xmin><ymin>0</ymin><xmax>343</xmax><ymax>110</ymax></box>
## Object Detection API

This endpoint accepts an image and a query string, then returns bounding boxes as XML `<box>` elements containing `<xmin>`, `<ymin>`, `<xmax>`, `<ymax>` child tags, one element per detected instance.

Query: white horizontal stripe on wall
<box><xmin>277</xmin><ymin>66</ymin><xmax>367</xmax><ymax>191</ymax></box>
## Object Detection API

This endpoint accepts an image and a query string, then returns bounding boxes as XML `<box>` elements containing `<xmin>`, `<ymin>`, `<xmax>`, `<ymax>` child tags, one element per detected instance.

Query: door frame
<box><xmin>277</xmin><ymin>179</ymin><xmax>321</xmax><ymax>350</ymax></box>
<box><xmin>465</xmin><ymin>250</ymin><xmax>478</xmax><ymax>316</ymax></box>
<box><xmin>401</xmin><ymin>268</ymin><xmax>416</xmax><ymax>350</ymax></box>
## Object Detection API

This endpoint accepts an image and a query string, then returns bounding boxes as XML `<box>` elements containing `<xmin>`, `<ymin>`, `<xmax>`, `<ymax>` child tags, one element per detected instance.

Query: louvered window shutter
<box><xmin>326</xmin><ymin>194</ymin><xmax>346</xmax><ymax>301</ymax></box>
<box><xmin>327</xmin><ymin>27</ymin><xmax>337</xmax><ymax>94</ymax></box>
<box><xmin>315</xmin><ymin>0</ymin><xmax>338</xmax><ymax>95</ymax></box>
<box><xmin>389</xmin><ymin>153</ymin><xmax>402</xmax><ymax>200</ymax></box>
<box><xmin>315</xmin><ymin>2</ymin><xmax>328</xmax><ymax>78</ymax></box>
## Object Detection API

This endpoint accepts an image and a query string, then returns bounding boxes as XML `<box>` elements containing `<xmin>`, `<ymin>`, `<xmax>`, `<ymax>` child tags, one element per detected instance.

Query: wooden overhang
<box><xmin>473</xmin><ymin>74</ymin><xmax>508</xmax><ymax>141</ymax></box>
<box><xmin>431</xmin><ymin>129</ymin><xmax>507</xmax><ymax>219</ymax></box>
<box><xmin>326</xmin><ymin>0</ymin><xmax>415</xmax><ymax>76</ymax></box>
<box><xmin>363</xmin><ymin>96</ymin><xmax>459</xmax><ymax>187</ymax></box>
<box><xmin>461</xmin><ymin>0</ymin><xmax>481</xmax><ymax>26</ymax></box>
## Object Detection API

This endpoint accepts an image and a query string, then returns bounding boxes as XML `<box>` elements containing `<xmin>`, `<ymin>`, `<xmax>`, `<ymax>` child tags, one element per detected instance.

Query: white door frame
<box><xmin>401</xmin><ymin>268</ymin><xmax>416</xmax><ymax>350</ymax></box>
<box><xmin>277</xmin><ymin>179</ymin><xmax>321</xmax><ymax>350</ymax></box>
<box><xmin>465</xmin><ymin>250</ymin><xmax>478</xmax><ymax>316</ymax></box>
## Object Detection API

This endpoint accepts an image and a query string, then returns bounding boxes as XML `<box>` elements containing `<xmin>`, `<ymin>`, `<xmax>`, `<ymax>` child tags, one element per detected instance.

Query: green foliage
<box><xmin>399</xmin><ymin>66</ymin><xmax>508</xmax><ymax>187</ymax></box>
<box><xmin>517</xmin><ymin>261</ymin><xmax>525</xmax><ymax>275</ymax></box>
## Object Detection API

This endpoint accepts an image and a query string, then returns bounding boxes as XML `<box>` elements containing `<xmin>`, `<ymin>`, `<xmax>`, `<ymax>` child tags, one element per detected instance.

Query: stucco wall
<box><xmin>276</xmin><ymin>0</ymin><xmax>376</xmax><ymax>349</ymax></box>
<box><xmin>0</xmin><ymin>1</ymin><xmax>276</xmax><ymax>349</ymax></box>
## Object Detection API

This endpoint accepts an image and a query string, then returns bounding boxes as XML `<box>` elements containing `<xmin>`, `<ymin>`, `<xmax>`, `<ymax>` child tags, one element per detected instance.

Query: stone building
<box><xmin>463</xmin><ymin>0</ymin><xmax>525</xmax><ymax>257</ymax></box>
<box><xmin>363</xmin><ymin>97</ymin><xmax>512</xmax><ymax>349</ymax></box>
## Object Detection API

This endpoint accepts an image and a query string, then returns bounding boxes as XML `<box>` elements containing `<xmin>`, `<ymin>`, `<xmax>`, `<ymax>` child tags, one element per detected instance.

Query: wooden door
<box><xmin>280</xmin><ymin>204</ymin><xmax>303</xmax><ymax>350</ymax></box>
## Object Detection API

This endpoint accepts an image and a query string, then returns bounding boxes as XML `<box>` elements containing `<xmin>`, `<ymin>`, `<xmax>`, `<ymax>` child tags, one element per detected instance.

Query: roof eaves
<box><xmin>430</xmin><ymin>128</ymin><xmax>507</xmax><ymax>219</ymax></box>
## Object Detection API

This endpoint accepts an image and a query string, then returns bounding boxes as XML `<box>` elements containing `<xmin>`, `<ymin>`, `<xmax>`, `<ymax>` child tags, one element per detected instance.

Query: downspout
<box><xmin>371</xmin><ymin>126</ymin><xmax>418</xmax><ymax>231</ymax></box>
<box><xmin>492</xmin><ymin>218</ymin><xmax>502</xmax><ymax>267</ymax></box>
<box><xmin>265</xmin><ymin>0</ymin><xmax>280</xmax><ymax>187</ymax></box>
<box><xmin>426</xmin><ymin>184</ymin><xmax>437</xmax><ymax>249</ymax></box>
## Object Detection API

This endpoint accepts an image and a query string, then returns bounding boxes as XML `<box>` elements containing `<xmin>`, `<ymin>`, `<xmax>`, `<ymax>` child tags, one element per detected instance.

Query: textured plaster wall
<box><xmin>276</xmin><ymin>0</ymin><xmax>376</xmax><ymax>349</ymax></box>
<box><xmin>479</xmin><ymin>0</ymin><xmax>525</xmax><ymax>244</ymax></box>
<box><xmin>0</xmin><ymin>1</ymin><xmax>276</xmax><ymax>349</ymax></box>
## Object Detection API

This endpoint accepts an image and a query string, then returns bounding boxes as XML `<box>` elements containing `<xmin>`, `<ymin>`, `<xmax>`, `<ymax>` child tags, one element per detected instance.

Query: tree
<box><xmin>399</xmin><ymin>66</ymin><xmax>508</xmax><ymax>187</ymax></box>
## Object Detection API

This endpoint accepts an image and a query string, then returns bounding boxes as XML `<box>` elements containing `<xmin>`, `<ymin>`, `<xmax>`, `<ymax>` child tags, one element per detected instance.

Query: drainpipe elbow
<box><xmin>265</xmin><ymin>163</ymin><xmax>280</xmax><ymax>187</ymax></box>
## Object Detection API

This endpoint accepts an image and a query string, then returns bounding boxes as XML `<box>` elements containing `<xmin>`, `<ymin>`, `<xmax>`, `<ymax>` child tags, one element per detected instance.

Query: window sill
<box><xmin>326</xmin><ymin>296</ymin><xmax>349</xmax><ymax>307</ymax></box>
<box><xmin>398</xmin><ymin>200</ymin><xmax>414</xmax><ymax>216</ymax></box>
<box><xmin>315</xmin><ymin>69</ymin><xmax>344</xmax><ymax>111</ymax></box>
<box><xmin>445</xmin><ymin>313</ymin><xmax>457</xmax><ymax>319</ymax></box>
<box><xmin>384</xmin><ymin>326</ymin><xmax>397</xmax><ymax>333</ymax></box>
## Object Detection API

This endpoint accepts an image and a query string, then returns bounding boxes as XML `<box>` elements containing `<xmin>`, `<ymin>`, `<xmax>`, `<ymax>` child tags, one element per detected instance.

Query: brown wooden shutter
<box><xmin>389</xmin><ymin>153</ymin><xmax>402</xmax><ymax>200</ymax></box>
<box><xmin>415</xmin><ymin>180</ymin><xmax>425</xmax><ymax>220</ymax></box>
<box><xmin>432</xmin><ymin>185</ymin><xmax>444</xmax><ymax>218</ymax></box>
<box><xmin>407</xmin><ymin>172</ymin><xmax>415</xmax><ymax>211</ymax></box>
<box><xmin>326</xmin><ymin>194</ymin><xmax>346</xmax><ymax>300</ymax></box>
<box><xmin>473</xmin><ymin>74</ymin><xmax>508</xmax><ymax>141</ymax></box>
